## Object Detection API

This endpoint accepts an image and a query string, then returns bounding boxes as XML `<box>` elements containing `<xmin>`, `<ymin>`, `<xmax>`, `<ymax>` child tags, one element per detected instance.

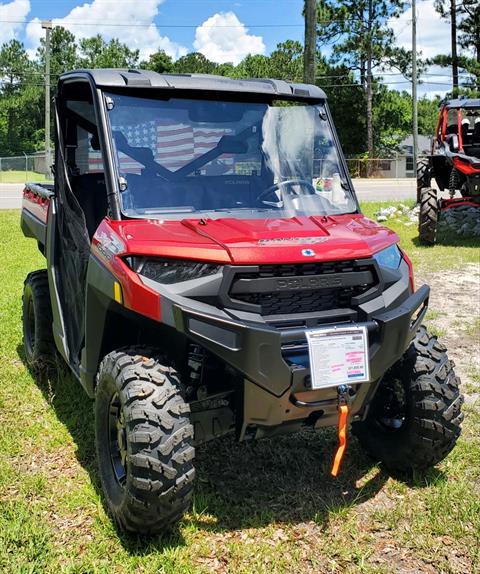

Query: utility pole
<box><xmin>450</xmin><ymin>0</ymin><xmax>458</xmax><ymax>94</ymax></box>
<box><xmin>303</xmin><ymin>0</ymin><xmax>316</xmax><ymax>84</ymax></box>
<box><xmin>411</xmin><ymin>0</ymin><xmax>418</xmax><ymax>187</ymax></box>
<box><xmin>42</xmin><ymin>20</ymin><xmax>53</xmax><ymax>177</ymax></box>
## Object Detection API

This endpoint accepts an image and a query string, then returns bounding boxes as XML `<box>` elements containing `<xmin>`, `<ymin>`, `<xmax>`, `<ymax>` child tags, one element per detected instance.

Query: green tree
<box><xmin>141</xmin><ymin>50</ymin><xmax>173</xmax><ymax>73</ymax></box>
<box><xmin>172</xmin><ymin>52</ymin><xmax>218</xmax><ymax>74</ymax></box>
<box><xmin>233</xmin><ymin>54</ymin><xmax>271</xmax><ymax>78</ymax></box>
<box><xmin>37</xmin><ymin>26</ymin><xmax>78</xmax><ymax>80</ymax></box>
<box><xmin>418</xmin><ymin>96</ymin><xmax>441</xmax><ymax>135</ymax></box>
<box><xmin>434</xmin><ymin>0</ymin><xmax>459</xmax><ymax>93</ymax></box>
<box><xmin>317</xmin><ymin>0</ymin><xmax>406</xmax><ymax>165</ymax></box>
<box><xmin>0</xmin><ymin>40</ymin><xmax>43</xmax><ymax>155</ymax></box>
<box><xmin>216</xmin><ymin>63</ymin><xmax>236</xmax><ymax>76</ymax></box>
<box><xmin>268</xmin><ymin>40</ymin><xmax>304</xmax><ymax>81</ymax></box>
<box><xmin>78</xmin><ymin>36</ymin><xmax>139</xmax><ymax>68</ymax></box>
<box><xmin>432</xmin><ymin>0</ymin><xmax>480</xmax><ymax>93</ymax></box>
<box><xmin>0</xmin><ymin>39</ymin><xmax>30</xmax><ymax>93</ymax></box>
<box><xmin>314</xmin><ymin>53</ymin><xmax>367</xmax><ymax>156</ymax></box>
<box><xmin>373</xmin><ymin>87</ymin><xmax>411</xmax><ymax>154</ymax></box>
<box><xmin>458</xmin><ymin>0</ymin><xmax>480</xmax><ymax>91</ymax></box>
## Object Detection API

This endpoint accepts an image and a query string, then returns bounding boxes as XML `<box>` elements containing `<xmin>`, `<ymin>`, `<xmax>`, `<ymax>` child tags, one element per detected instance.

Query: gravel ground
<box><xmin>375</xmin><ymin>203</ymin><xmax>480</xmax><ymax>238</ymax></box>
<box><xmin>418</xmin><ymin>263</ymin><xmax>480</xmax><ymax>404</ymax></box>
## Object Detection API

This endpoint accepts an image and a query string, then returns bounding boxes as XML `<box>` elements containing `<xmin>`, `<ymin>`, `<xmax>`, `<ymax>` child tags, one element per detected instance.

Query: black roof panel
<box><xmin>59</xmin><ymin>68</ymin><xmax>327</xmax><ymax>100</ymax></box>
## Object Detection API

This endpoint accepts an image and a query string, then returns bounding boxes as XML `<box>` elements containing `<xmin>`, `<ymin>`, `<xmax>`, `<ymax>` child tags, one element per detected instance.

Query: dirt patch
<box><xmin>417</xmin><ymin>263</ymin><xmax>480</xmax><ymax>403</ymax></box>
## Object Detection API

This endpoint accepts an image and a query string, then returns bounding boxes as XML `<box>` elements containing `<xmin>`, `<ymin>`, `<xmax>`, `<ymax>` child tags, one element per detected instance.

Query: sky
<box><xmin>0</xmin><ymin>0</ymin><xmax>463</xmax><ymax>97</ymax></box>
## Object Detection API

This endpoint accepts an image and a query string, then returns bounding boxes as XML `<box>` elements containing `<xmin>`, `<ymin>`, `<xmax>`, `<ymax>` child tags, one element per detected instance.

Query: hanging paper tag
<box><xmin>306</xmin><ymin>325</ymin><xmax>370</xmax><ymax>389</ymax></box>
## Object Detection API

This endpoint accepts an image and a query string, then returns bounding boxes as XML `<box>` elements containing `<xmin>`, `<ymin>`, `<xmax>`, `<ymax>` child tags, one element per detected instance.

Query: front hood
<box><xmin>107</xmin><ymin>214</ymin><xmax>399</xmax><ymax>264</ymax></box>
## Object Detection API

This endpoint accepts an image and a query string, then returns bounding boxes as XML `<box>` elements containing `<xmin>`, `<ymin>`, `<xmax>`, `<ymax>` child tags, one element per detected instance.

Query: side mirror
<box><xmin>447</xmin><ymin>134</ymin><xmax>459</xmax><ymax>152</ymax></box>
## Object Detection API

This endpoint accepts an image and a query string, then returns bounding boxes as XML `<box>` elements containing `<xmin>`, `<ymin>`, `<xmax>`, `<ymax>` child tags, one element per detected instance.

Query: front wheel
<box><xmin>418</xmin><ymin>186</ymin><xmax>438</xmax><ymax>245</ymax></box>
<box><xmin>95</xmin><ymin>348</ymin><xmax>195</xmax><ymax>534</ymax></box>
<box><xmin>416</xmin><ymin>158</ymin><xmax>431</xmax><ymax>203</ymax></box>
<box><xmin>353</xmin><ymin>326</ymin><xmax>463</xmax><ymax>472</ymax></box>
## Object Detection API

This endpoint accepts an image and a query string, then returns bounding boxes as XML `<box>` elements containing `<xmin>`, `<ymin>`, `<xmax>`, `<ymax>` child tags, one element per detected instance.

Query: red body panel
<box><xmin>91</xmin><ymin>220</ymin><xmax>161</xmax><ymax>322</ymax></box>
<box><xmin>107</xmin><ymin>214</ymin><xmax>399</xmax><ymax>264</ymax></box>
<box><xmin>440</xmin><ymin>197</ymin><xmax>480</xmax><ymax>210</ymax></box>
<box><xmin>92</xmin><ymin>214</ymin><xmax>399</xmax><ymax>322</ymax></box>
<box><xmin>22</xmin><ymin>187</ymin><xmax>50</xmax><ymax>223</ymax></box>
<box><xmin>452</xmin><ymin>156</ymin><xmax>480</xmax><ymax>176</ymax></box>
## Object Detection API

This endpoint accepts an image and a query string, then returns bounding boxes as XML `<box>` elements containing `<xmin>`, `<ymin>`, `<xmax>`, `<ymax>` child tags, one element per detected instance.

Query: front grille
<box><xmin>235</xmin><ymin>260</ymin><xmax>368</xmax><ymax>279</ymax></box>
<box><xmin>234</xmin><ymin>285</ymin><xmax>368</xmax><ymax>315</ymax></box>
<box><xmin>226</xmin><ymin>260</ymin><xmax>377</xmax><ymax>316</ymax></box>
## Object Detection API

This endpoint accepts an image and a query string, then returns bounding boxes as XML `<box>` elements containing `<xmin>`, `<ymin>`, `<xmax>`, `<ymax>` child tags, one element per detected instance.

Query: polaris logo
<box><xmin>258</xmin><ymin>237</ymin><xmax>328</xmax><ymax>245</ymax></box>
<box><xmin>276</xmin><ymin>277</ymin><xmax>343</xmax><ymax>290</ymax></box>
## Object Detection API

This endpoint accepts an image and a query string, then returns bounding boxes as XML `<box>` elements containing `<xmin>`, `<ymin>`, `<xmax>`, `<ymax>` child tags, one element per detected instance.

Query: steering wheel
<box><xmin>256</xmin><ymin>178</ymin><xmax>317</xmax><ymax>205</ymax></box>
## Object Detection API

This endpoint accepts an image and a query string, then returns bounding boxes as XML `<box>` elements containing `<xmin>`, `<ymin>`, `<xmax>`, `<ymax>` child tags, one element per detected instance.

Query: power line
<box><xmin>0</xmin><ymin>19</ymin><xmax>305</xmax><ymax>28</ymax></box>
<box><xmin>0</xmin><ymin>17</ymin><xmax>406</xmax><ymax>28</ymax></box>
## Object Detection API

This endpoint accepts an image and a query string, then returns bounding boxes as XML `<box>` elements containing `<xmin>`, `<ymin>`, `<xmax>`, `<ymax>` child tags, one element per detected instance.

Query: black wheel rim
<box><xmin>108</xmin><ymin>393</ymin><xmax>128</xmax><ymax>487</ymax></box>
<box><xmin>25</xmin><ymin>295</ymin><xmax>36</xmax><ymax>358</ymax></box>
<box><xmin>374</xmin><ymin>377</ymin><xmax>407</xmax><ymax>431</ymax></box>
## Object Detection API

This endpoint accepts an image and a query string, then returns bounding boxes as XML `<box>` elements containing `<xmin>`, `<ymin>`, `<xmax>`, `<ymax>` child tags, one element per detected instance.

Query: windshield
<box><xmin>106</xmin><ymin>93</ymin><xmax>357</xmax><ymax>219</ymax></box>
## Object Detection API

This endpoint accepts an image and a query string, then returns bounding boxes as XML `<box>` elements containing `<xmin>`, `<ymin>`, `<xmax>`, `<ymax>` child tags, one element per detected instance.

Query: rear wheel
<box><xmin>22</xmin><ymin>270</ymin><xmax>55</xmax><ymax>370</ymax></box>
<box><xmin>417</xmin><ymin>158</ymin><xmax>431</xmax><ymax>202</ymax></box>
<box><xmin>353</xmin><ymin>326</ymin><xmax>463</xmax><ymax>471</ymax></box>
<box><xmin>95</xmin><ymin>348</ymin><xmax>195</xmax><ymax>534</ymax></box>
<box><xmin>418</xmin><ymin>186</ymin><xmax>438</xmax><ymax>245</ymax></box>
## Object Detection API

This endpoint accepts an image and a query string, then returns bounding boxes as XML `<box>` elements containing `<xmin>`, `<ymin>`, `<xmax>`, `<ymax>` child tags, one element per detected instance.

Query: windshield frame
<box><xmin>102</xmin><ymin>88</ymin><xmax>360</xmax><ymax>221</ymax></box>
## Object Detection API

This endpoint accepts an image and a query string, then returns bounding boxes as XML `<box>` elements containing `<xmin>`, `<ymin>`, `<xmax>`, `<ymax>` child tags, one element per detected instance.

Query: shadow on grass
<box><xmin>17</xmin><ymin>343</ymin><xmax>446</xmax><ymax>555</ymax></box>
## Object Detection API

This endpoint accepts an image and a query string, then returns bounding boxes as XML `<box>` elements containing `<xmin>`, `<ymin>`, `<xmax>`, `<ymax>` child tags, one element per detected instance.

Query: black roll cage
<box><xmin>56</xmin><ymin>70</ymin><xmax>360</xmax><ymax>221</ymax></box>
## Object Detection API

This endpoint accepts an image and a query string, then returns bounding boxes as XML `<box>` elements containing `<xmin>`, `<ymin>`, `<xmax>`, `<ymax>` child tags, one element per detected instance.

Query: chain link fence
<box><xmin>0</xmin><ymin>152</ymin><xmax>419</xmax><ymax>183</ymax></box>
<box><xmin>0</xmin><ymin>152</ymin><xmax>52</xmax><ymax>183</ymax></box>
<box><xmin>345</xmin><ymin>157</ymin><xmax>418</xmax><ymax>179</ymax></box>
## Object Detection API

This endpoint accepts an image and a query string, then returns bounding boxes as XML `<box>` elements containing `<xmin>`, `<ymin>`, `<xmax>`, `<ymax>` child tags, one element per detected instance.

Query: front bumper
<box><xmin>172</xmin><ymin>283</ymin><xmax>429</xmax><ymax>437</ymax></box>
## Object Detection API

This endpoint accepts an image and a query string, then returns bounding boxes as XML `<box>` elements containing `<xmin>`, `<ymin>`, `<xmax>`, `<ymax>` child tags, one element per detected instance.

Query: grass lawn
<box><xmin>0</xmin><ymin>170</ymin><xmax>50</xmax><ymax>184</ymax></box>
<box><xmin>0</xmin><ymin>206</ymin><xmax>479</xmax><ymax>573</ymax></box>
<box><xmin>361</xmin><ymin>201</ymin><xmax>480</xmax><ymax>271</ymax></box>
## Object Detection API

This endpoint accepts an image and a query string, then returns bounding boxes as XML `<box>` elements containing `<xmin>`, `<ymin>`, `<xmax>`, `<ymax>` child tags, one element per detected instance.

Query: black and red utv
<box><xmin>21</xmin><ymin>69</ymin><xmax>463</xmax><ymax>534</ymax></box>
<box><xmin>417</xmin><ymin>98</ymin><xmax>480</xmax><ymax>244</ymax></box>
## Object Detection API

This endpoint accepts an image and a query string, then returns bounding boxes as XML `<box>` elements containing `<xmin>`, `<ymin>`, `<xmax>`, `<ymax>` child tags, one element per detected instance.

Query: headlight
<box><xmin>125</xmin><ymin>257</ymin><xmax>221</xmax><ymax>284</ymax></box>
<box><xmin>372</xmin><ymin>244</ymin><xmax>402</xmax><ymax>269</ymax></box>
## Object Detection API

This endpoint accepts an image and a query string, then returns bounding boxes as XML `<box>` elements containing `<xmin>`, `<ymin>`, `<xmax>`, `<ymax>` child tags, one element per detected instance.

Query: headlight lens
<box><xmin>373</xmin><ymin>244</ymin><xmax>402</xmax><ymax>269</ymax></box>
<box><xmin>125</xmin><ymin>257</ymin><xmax>222</xmax><ymax>284</ymax></box>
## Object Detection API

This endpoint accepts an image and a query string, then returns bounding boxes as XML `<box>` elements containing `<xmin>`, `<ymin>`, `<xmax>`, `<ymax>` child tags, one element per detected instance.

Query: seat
<box><xmin>445</xmin><ymin>124</ymin><xmax>458</xmax><ymax>135</ymax></box>
<box><xmin>72</xmin><ymin>173</ymin><xmax>108</xmax><ymax>238</ymax></box>
<box><xmin>461</xmin><ymin>122</ymin><xmax>471</xmax><ymax>145</ymax></box>
<box><xmin>473</xmin><ymin>121</ymin><xmax>480</xmax><ymax>144</ymax></box>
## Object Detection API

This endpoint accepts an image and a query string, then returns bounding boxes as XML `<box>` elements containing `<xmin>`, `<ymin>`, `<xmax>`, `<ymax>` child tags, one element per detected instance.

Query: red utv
<box><xmin>417</xmin><ymin>98</ymin><xmax>480</xmax><ymax>244</ymax></box>
<box><xmin>21</xmin><ymin>70</ymin><xmax>463</xmax><ymax>534</ymax></box>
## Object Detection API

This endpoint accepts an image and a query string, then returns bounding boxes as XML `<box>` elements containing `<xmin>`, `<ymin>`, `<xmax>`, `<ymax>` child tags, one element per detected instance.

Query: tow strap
<box><xmin>331</xmin><ymin>384</ymin><xmax>351</xmax><ymax>477</ymax></box>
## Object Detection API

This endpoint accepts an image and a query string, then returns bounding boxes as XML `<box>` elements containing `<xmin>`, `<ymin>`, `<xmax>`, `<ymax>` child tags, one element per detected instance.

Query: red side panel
<box><xmin>22</xmin><ymin>187</ymin><xmax>50</xmax><ymax>224</ymax></box>
<box><xmin>440</xmin><ymin>197</ymin><xmax>480</xmax><ymax>210</ymax></box>
<box><xmin>91</xmin><ymin>214</ymin><xmax>400</xmax><ymax>324</ymax></box>
<box><xmin>91</xmin><ymin>219</ymin><xmax>161</xmax><ymax>322</ymax></box>
<box><xmin>452</xmin><ymin>156</ymin><xmax>480</xmax><ymax>176</ymax></box>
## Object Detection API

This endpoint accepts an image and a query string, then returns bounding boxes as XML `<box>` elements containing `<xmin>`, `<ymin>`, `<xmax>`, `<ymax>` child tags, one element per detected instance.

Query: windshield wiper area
<box><xmin>212</xmin><ymin>207</ymin><xmax>272</xmax><ymax>212</ymax></box>
<box><xmin>261</xmin><ymin>200</ymin><xmax>283</xmax><ymax>208</ymax></box>
<box><xmin>141</xmin><ymin>206</ymin><xmax>196</xmax><ymax>214</ymax></box>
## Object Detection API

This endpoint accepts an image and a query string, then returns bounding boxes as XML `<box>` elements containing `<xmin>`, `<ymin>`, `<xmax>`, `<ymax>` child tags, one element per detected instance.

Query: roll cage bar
<box><xmin>56</xmin><ymin>70</ymin><xmax>359</xmax><ymax>220</ymax></box>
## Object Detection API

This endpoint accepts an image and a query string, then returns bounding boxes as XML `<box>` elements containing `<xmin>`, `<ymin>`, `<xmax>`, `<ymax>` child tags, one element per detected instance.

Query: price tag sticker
<box><xmin>306</xmin><ymin>325</ymin><xmax>370</xmax><ymax>389</ymax></box>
